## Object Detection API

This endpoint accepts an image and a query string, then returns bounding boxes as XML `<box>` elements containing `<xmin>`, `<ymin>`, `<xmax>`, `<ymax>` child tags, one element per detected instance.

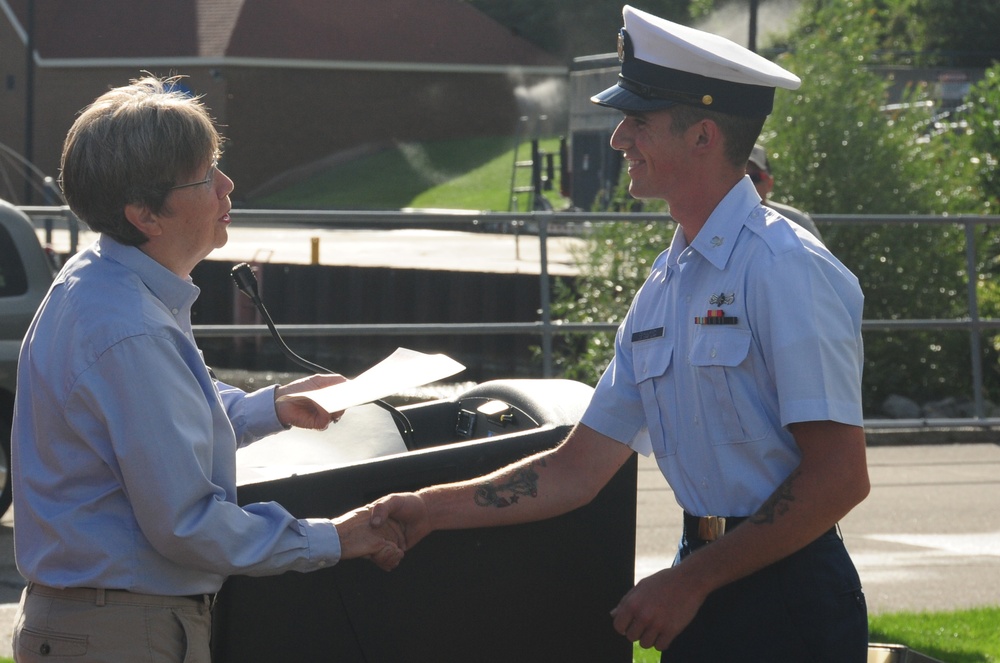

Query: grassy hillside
<box><xmin>249</xmin><ymin>136</ymin><xmax>568</xmax><ymax>212</ymax></box>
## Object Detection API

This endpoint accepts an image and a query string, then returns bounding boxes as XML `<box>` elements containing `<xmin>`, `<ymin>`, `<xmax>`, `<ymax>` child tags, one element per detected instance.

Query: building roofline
<box><xmin>1</xmin><ymin>0</ymin><xmax>25</xmax><ymax>43</ymax></box>
<box><xmin>31</xmin><ymin>55</ymin><xmax>567</xmax><ymax>76</ymax></box>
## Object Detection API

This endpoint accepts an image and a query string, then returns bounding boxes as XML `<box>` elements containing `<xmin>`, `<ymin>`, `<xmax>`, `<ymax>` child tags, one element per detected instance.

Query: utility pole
<box><xmin>749</xmin><ymin>0</ymin><xmax>759</xmax><ymax>53</ymax></box>
<box><xmin>24</xmin><ymin>0</ymin><xmax>36</xmax><ymax>203</ymax></box>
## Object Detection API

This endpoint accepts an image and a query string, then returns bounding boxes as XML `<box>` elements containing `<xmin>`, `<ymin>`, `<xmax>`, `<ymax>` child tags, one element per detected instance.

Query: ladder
<box><xmin>508</xmin><ymin>138</ymin><xmax>555</xmax><ymax>212</ymax></box>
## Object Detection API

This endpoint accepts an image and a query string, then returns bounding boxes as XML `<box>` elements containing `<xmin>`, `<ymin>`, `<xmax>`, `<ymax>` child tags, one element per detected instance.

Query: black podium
<box><xmin>212</xmin><ymin>380</ymin><xmax>637</xmax><ymax>663</ymax></box>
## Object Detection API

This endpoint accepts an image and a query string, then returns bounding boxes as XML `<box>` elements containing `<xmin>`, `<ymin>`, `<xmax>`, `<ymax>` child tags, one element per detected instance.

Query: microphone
<box><xmin>232</xmin><ymin>262</ymin><xmax>262</xmax><ymax>304</ymax></box>
<box><xmin>231</xmin><ymin>262</ymin><xmax>328</xmax><ymax>374</ymax></box>
<box><xmin>230</xmin><ymin>262</ymin><xmax>414</xmax><ymax>446</ymax></box>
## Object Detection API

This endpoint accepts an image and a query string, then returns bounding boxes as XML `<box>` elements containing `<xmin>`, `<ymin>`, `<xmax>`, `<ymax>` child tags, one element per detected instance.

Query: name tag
<box><xmin>631</xmin><ymin>327</ymin><xmax>664</xmax><ymax>342</ymax></box>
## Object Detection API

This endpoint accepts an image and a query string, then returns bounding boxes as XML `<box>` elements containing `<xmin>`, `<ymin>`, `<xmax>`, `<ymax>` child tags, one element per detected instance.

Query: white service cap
<box><xmin>592</xmin><ymin>5</ymin><xmax>801</xmax><ymax>117</ymax></box>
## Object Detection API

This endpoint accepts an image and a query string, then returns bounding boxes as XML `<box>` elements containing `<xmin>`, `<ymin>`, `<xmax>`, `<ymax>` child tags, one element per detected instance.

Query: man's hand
<box><xmin>274</xmin><ymin>373</ymin><xmax>347</xmax><ymax>430</ymax></box>
<box><xmin>610</xmin><ymin>566</ymin><xmax>708</xmax><ymax>651</ymax></box>
<box><xmin>369</xmin><ymin>493</ymin><xmax>430</xmax><ymax>551</ymax></box>
<box><xmin>333</xmin><ymin>506</ymin><xmax>405</xmax><ymax>571</ymax></box>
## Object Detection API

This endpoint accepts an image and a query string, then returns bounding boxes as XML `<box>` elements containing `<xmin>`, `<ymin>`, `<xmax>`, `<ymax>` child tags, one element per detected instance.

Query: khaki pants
<box><xmin>12</xmin><ymin>583</ymin><xmax>213</xmax><ymax>662</ymax></box>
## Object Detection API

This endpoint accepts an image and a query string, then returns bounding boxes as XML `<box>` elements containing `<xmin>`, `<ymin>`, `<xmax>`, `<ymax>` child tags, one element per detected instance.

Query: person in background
<box><xmin>748</xmin><ymin>143</ymin><xmax>823</xmax><ymax>240</ymax></box>
<box><xmin>11</xmin><ymin>76</ymin><xmax>402</xmax><ymax>663</ymax></box>
<box><xmin>370</xmin><ymin>5</ymin><xmax>869</xmax><ymax>662</ymax></box>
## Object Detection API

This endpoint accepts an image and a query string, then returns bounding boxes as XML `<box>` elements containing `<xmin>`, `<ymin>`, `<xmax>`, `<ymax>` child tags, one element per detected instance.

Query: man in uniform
<box><xmin>748</xmin><ymin>143</ymin><xmax>823</xmax><ymax>240</ymax></box>
<box><xmin>371</xmin><ymin>6</ymin><xmax>870</xmax><ymax>661</ymax></box>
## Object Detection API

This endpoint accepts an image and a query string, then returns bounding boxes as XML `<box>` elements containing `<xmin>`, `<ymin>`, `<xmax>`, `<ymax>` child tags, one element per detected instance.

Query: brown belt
<box><xmin>26</xmin><ymin>582</ymin><xmax>215</xmax><ymax>608</ymax></box>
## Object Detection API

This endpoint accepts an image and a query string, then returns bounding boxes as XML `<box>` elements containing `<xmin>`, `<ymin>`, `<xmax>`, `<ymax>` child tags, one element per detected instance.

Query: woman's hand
<box><xmin>274</xmin><ymin>373</ymin><xmax>348</xmax><ymax>429</ymax></box>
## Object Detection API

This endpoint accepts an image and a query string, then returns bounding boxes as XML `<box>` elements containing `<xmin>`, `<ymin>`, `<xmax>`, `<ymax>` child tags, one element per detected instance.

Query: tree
<box><xmin>465</xmin><ymin>0</ymin><xmax>697</xmax><ymax>58</ymax></box>
<box><xmin>909</xmin><ymin>0</ymin><xmax>1000</xmax><ymax>67</ymax></box>
<box><xmin>765</xmin><ymin>0</ymin><xmax>997</xmax><ymax>411</ymax></box>
<box><xmin>958</xmin><ymin>64</ymin><xmax>1000</xmax><ymax>390</ymax></box>
<box><xmin>550</xmin><ymin>217</ymin><xmax>672</xmax><ymax>384</ymax></box>
<box><xmin>962</xmin><ymin>65</ymin><xmax>1000</xmax><ymax>211</ymax></box>
<box><xmin>550</xmin><ymin>0</ymin><xmax>1000</xmax><ymax>414</ymax></box>
<box><xmin>471</xmin><ymin>0</ymin><xmax>1000</xmax><ymax>65</ymax></box>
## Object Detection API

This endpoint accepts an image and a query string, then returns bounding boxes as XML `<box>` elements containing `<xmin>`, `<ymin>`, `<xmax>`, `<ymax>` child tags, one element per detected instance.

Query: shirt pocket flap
<box><xmin>633</xmin><ymin>338</ymin><xmax>673</xmax><ymax>382</ymax></box>
<box><xmin>690</xmin><ymin>328</ymin><xmax>751</xmax><ymax>368</ymax></box>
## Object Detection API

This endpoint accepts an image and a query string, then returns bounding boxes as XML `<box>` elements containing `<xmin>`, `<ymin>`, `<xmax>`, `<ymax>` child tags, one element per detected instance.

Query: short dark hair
<box><xmin>59</xmin><ymin>75</ymin><xmax>222</xmax><ymax>246</ymax></box>
<box><xmin>668</xmin><ymin>105</ymin><xmax>766</xmax><ymax>169</ymax></box>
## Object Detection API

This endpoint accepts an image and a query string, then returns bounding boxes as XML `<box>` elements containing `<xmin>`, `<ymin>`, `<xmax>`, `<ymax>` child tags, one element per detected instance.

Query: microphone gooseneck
<box><xmin>231</xmin><ymin>263</ymin><xmax>327</xmax><ymax>374</ymax></box>
<box><xmin>229</xmin><ymin>262</ymin><xmax>414</xmax><ymax>446</ymax></box>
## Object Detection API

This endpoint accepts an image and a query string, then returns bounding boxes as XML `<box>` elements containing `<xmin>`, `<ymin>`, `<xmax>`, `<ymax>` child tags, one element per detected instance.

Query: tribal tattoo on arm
<box><xmin>473</xmin><ymin>458</ymin><xmax>547</xmax><ymax>508</ymax></box>
<box><xmin>749</xmin><ymin>468</ymin><xmax>801</xmax><ymax>525</ymax></box>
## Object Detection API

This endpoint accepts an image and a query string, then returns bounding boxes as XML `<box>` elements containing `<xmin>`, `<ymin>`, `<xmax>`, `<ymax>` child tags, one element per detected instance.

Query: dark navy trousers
<box><xmin>661</xmin><ymin>528</ymin><xmax>868</xmax><ymax>662</ymax></box>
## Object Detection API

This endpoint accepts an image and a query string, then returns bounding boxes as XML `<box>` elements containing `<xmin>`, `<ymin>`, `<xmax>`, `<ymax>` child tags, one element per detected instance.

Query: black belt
<box><xmin>683</xmin><ymin>512</ymin><xmax>841</xmax><ymax>545</ymax></box>
<box><xmin>683</xmin><ymin>512</ymin><xmax>748</xmax><ymax>543</ymax></box>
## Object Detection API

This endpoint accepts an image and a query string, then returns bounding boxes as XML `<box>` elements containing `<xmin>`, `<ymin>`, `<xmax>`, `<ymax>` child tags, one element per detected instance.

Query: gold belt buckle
<box><xmin>697</xmin><ymin>516</ymin><xmax>727</xmax><ymax>542</ymax></box>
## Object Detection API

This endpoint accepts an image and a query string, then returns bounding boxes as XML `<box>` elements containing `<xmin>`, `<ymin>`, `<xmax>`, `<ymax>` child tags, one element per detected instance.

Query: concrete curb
<box><xmin>0</xmin><ymin>603</ymin><xmax>15</xmax><ymax>658</ymax></box>
<box><xmin>865</xmin><ymin>427</ymin><xmax>1000</xmax><ymax>446</ymax></box>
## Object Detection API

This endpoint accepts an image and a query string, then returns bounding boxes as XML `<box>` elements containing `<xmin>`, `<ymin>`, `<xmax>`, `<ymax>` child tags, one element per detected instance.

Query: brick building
<box><xmin>0</xmin><ymin>0</ymin><xmax>565</xmax><ymax>204</ymax></box>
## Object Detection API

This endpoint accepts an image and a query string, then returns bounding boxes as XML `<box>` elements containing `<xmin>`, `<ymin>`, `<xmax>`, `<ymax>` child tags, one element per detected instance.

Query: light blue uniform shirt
<box><xmin>581</xmin><ymin>178</ymin><xmax>864</xmax><ymax>517</ymax></box>
<box><xmin>12</xmin><ymin>236</ymin><xmax>341</xmax><ymax>595</ymax></box>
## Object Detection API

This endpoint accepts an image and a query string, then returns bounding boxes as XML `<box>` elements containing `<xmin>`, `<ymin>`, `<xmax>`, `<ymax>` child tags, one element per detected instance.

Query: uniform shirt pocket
<box><xmin>633</xmin><ymin>339</ymin><xmax>678</xmax><ymax>458</ymax></box>
<box><xmin>689</xmin><ymin>327</ymin><xmax>768</xmax><ymax>445</ymax></box>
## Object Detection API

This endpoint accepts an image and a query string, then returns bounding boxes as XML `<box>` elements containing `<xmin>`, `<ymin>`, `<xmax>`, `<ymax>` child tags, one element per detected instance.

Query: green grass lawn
<box><xmin>631</xmin><ymin>606</ymin><xmax>1000</xmax><ymax>662</ymax></box>
<box><xmin>249</xmin><ymin>136</ymin><xmax>569</xmax><ymax>212</ymax></box>
<box><xmin>868</xmin><ymin>606</ymin><xmax>1000</xmax><ymax>662</ymax></box>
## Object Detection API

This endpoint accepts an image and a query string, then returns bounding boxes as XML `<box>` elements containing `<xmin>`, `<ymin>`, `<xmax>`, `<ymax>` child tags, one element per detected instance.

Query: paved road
<box><xmin>2</xmin><ymin>442</ymin><xmax>998</xmax><ymax>657</ymax></box>
<box><xmin>635</xmin><ymin>442</ymin><xmax>1000</xmax><ymax>615</ymax></box>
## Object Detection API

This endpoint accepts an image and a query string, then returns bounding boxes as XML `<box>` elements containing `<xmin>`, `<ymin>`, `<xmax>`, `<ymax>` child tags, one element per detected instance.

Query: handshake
<box><xmin>331</xmin><ymin>493</ymin><xmax>427</xmax><ymax>571</ymax></box>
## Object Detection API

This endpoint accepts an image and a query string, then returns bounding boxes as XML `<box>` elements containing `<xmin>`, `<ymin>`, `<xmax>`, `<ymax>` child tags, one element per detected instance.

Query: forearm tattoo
<box><xmin>473</xmin><ymin>458</ymin><xmax>547</xmax><ymax>508</ymax></box>
<box><xmin>750</xmin><ymin>469</ymin><xmax>801</xmax><ymax>525</ymax></box>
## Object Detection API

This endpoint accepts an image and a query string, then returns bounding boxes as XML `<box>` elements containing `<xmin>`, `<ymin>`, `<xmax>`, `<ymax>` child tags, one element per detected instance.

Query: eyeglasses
<box><xmin>169</xmin><ymin>159</ymin><xmax>218</xmax><ymax>190</ymax></box>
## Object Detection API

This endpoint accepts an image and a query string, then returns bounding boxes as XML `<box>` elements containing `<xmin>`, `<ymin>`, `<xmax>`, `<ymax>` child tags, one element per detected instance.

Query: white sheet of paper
<box><xmin>283</xmin><ymin>347</ymin><xmax>465</xmax><ymax>413</ymax></box>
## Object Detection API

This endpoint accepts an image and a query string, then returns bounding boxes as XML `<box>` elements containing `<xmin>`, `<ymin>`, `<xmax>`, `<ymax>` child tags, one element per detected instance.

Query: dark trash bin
<box><xmin>212</xmin><ymin>379</ymin><xmax>636</xmax><ymax>662</ymax></box>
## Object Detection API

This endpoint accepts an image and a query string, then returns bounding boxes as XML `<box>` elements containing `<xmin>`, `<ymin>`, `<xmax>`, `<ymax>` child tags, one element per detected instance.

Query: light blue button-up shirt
<box><xmin>12</xmin><ymin>236</ymin><xmax>341</xmax><ymax>595</ymax></box>
<box><xmin>581</xmin><ymin>178</ymin><xmax>864</xmax><ymax>517</ymax></box>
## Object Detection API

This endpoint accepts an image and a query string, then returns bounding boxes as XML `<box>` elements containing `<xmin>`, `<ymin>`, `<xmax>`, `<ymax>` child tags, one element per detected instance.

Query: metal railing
<box><xmin>20</xmin><ymin>206</ymin><xmax>1000</xmax><ymax>429</ymax></box>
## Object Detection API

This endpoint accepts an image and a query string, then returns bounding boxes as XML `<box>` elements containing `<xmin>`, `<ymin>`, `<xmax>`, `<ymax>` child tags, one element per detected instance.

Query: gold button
<box><xmin>702</xmin><ymin>95</ymin><xmax>713</xmax><ymax>105</ymax></box>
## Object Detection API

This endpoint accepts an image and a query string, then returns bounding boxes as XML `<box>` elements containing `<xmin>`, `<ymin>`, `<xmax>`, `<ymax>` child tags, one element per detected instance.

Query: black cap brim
<box><xmin>591</xmin><ymin>82</ymin><xmax>677</xmax><ymax>112</ymax></box>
